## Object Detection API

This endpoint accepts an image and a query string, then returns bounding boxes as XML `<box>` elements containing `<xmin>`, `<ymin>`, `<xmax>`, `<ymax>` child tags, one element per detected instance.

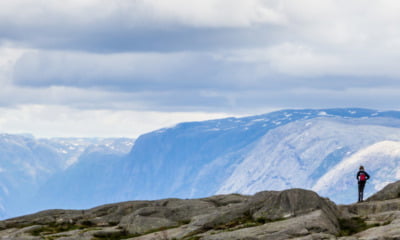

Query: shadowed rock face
<box><xmin>248</xmin><ymin>189</ymin><xmax>339</xmax><ymax>221</ymax></box>
<box><xmin>0</xmin><ymin>184</ymin><xmax>400</xmax><ymax>240</ymax></box>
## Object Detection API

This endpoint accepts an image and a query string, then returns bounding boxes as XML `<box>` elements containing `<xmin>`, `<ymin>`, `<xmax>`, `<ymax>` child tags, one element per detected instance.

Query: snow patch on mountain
<box><xmin>217</xmin><ymin>117</ymin><xmax>400</xmax><ymax>203</ymax></box>
<box><xmin>313</xmin><ymin>140</ymin><xmax>400</xmax><ymax>202</ymax></box>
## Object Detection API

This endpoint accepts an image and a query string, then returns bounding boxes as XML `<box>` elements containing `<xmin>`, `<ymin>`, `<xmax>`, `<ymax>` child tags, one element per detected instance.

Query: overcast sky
<box><xmin>1</xmin><ymin>0</ymin><xmax>400</xmax><ymax>138</ymax></box>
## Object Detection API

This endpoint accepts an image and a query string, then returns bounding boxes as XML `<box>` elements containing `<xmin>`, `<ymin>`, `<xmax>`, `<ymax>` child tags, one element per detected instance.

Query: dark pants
<box><xmin>358</xmin><ymin>181</ymin><xmax>366</xmax><ymax>202</ymax></box>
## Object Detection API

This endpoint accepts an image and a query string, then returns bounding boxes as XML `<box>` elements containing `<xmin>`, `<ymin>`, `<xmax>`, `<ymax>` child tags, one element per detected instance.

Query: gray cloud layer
<box><xmin>0</xmin><ymin>0</ymin><xmax>283</xmax><ymax>52</ymax></box>
<box><xmin>2</xmin><ymin>0</ymin><xmax>400</xmax><ymax>112</ymax></box>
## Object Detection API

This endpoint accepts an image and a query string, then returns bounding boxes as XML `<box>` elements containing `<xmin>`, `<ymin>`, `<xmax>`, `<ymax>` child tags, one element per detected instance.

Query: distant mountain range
<box><xmin>1</xmin><ymin>108</ymin><xmax>400</xmax><ymax>219</ymax></box>
<box><xmin>0</xmin><ymin>135</ymin><xmax>134</xmax><ymax>219</ymax></box>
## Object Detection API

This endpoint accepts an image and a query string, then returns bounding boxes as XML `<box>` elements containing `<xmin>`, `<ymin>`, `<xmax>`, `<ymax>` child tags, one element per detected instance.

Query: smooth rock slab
<box><xmin>201</xmin><ymin>210</ymin><xmax>338</xmax><ymax>240</ymax></box>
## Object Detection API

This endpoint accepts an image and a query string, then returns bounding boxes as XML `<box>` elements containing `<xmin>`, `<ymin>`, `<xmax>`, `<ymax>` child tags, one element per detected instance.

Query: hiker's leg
<box><xmin>360</xmin><ymin>182</ymin><xmax>365</xmax><ymax>201</ymax></box>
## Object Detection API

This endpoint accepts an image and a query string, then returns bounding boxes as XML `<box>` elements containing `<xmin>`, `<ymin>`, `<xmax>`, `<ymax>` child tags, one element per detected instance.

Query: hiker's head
<box><xmin>359</xmin><ymin>165</ymin><xmax>364</xmax><ymax>170</ymax></box>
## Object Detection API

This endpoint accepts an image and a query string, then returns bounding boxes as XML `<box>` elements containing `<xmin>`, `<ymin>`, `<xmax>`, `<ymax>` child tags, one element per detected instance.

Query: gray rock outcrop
<box><xmin>367</xmin><ymin>180</ymin><xmax>400</xmax><ymax>202</ymax></box>
<box><xmin>0</xmin><ymin>182</ymin><xmax>400</xmax><ymax>239</ymax></box>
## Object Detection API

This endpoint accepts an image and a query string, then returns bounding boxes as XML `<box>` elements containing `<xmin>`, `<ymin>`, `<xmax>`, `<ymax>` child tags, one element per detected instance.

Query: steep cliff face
<box><xmin>116</xmin><ymin>108</ymin><xmax>400</xmax><ymax>205</ymax></box>
<box><xmin>0</xmin><ymin>181</ymin><xmax>399</xmax><ymax>240</ymax></box>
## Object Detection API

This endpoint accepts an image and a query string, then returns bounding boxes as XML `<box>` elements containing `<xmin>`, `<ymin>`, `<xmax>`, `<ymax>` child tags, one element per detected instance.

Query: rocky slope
<box><xmin>0</xmin><ymin>181</ymin><xmax>399</xmax><ymax>240</ymax></box>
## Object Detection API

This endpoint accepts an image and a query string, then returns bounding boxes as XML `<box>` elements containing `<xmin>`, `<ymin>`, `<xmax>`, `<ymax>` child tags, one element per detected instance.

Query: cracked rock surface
<box><xmin>0</xmin><ymin>181</ymin><xmax>399</xmax><ymax>240</ymax></box>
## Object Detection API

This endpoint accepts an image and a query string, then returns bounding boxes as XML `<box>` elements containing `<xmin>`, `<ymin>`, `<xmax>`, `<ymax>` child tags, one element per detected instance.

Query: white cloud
<box><xmin>0</xmin><ymin>105</ymin><xmax>230</xmax><ymax>138</ymax></box>
<box><xmin>282</xmin><ymin>0</ymin><xmax>400</xmax><ymax>45</ymax></box>
<box><xmin>0</xmin><ymin>47</ymin><xmax>30</xmax><ymax>84</ymax></box>
<box><xmin>1</xmin><ymin>0</ymin><xmax>400</xmax><ymax>137</ymax></box>
<box><xmin>0</xmin><ymin>47</ymin><xmax>27</xmax><ymax>66</ymax></box>
<box><xmin>253</xmin><ymin>42</ymin><xmax>400</xmax><ymax>77</ymax></box>
<box><xmin>0</xmin><ymin>0</ymin><xmax>286</xmax><ymax>29</ymax></box>
<box><xmin>141</xmin><ymin>0</ymin><xmax>287</xmax><ymax>27</ymax></box>
<box><xmin>0</xmin><ymin>0</ymin><xmax>117</xmax><ymax>26</ymax></box>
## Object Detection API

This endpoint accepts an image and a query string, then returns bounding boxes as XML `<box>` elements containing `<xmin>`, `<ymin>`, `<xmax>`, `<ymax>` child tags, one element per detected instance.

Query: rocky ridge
<box><xmin>0</xmin><ymin>181</ymin><xmax>399</xmax><ymax>240</ymax></box>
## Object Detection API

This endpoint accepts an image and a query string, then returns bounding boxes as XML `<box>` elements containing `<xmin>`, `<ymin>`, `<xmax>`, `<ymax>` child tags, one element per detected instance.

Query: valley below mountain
<box><xmin>1</xmin><ymin>108</ymin><xmax>400</xmax><ymax>219</ymax></box>
<box><xmin>0</xmin><ymin>136</ymin><xmax>135</xmax><ymax>219</ymax></box>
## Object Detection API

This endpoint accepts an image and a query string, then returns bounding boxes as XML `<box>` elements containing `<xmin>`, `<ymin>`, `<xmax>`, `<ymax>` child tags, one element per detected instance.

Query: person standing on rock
<box><xmin>357</xmin><ymin>165</ymin><xmax>370</xmax><ymax>202</ymax></box>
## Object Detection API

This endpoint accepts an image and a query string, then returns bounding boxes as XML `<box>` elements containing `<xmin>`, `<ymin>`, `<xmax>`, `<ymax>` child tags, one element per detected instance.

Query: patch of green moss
<box><xmin>255</xmin><ymin>217</ymin><xmax>286</xmax><ymax>224</ymax></box>
<box><xmin>338</xmin><ymin>217</ymin><xmax>379</xmax><ymax>236</ymax></box>
<box><xmin>150</xmin><ymin>225</ymin><xmax>180</xmax><ymax>233</ymax></box>
<box><xmin>178</xmin><ymin>219</ymin><xmax>191</xmax><ymax>225</ymax></box>
<box><xmin>80</xmin><ymin>220</ymin><xmax>96</xmax><ymax>227</ymax></box>
<box><xmin>91</xmin><ymin>229</ymin><xmax>139</xmax><ymax>240</ymax></box>
<box><xmin>212</xmin><ymin>214</ymin><xmax>275</xmax><ymax>233</ymax></box>
<box><xmin>180</xmin><ymin>228</ymin><xmax>207</xmax><ymax>240</ymax></box>
<box><xmin>214</xmin><ymin>217</ymin><xmax>251</xmax><ymax>230</ymax></box>
<box><xmin>184</xmin><ymin>237</ymin><xmax>201</xmax><ymax>240</ymax></box>
<box><xmin>93</xmin><ymin>223</ymin><xmax>186</xmax><ymax>240</ymax></box>
<box><xmin>382</xmin><ymin>220</ymin><xmax>392</xmax><ymax>226</ymax></box>
<box><xmin>43</xmin><ymin>236</ymin><xmax>62</xmax><ymax>240</ymax></box>
<box><xmin>29</xmin><ymin>220</ymin><xmax>100</xmax><ymax>237</ymax></box>
<box><xmin>30</xmin><ymin>223</ymin><xmax>82</xmax><ymax>236</ymax></box>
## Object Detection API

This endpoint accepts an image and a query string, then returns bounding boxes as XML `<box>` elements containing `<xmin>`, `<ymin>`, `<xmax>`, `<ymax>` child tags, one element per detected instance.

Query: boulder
<box><xmin>367</xmin><ymin>180</ymin><xmax>400</xmax><ymax>201</ymax></box>
<box><xmin>248</xmin><ymin>189</ymin><xmax>340</xmax><ymax>223</ymax></box>
<box><xmin>119</xmin><ymin>198</ymin><xmax>222</xmax><ymax>234</ymax></box>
